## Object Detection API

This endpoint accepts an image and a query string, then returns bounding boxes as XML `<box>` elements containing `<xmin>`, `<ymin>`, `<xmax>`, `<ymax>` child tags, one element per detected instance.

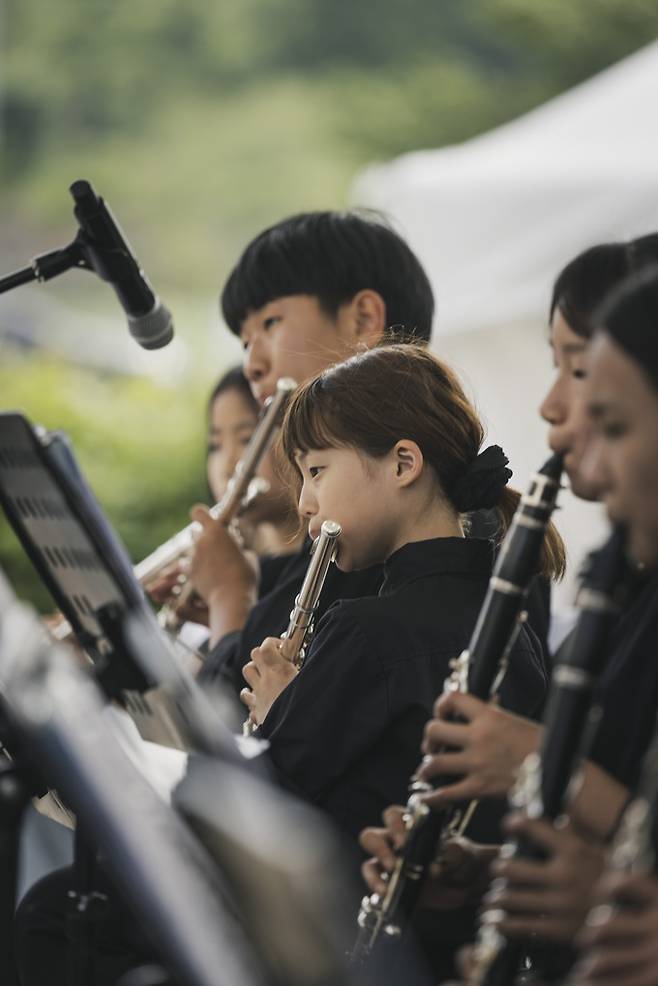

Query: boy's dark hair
<box><xmin>221</xmin><ymin>211</ymin><xmax>434</xmax><ymax>343</ymax></box>
<box><xmin>550</xmin><ymin>234</ymin><xmax>658</xmax><ymax>339</ymax></box>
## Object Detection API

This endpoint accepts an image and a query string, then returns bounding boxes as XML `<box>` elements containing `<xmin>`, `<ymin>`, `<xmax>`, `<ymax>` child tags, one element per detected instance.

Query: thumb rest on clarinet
<box><xmin>52</xmin><ymin>376</ymin><xmax>297</xmax><ymax>646</ymax></box>
<box><xmin>243</xmin><ymin>519</ymin><xmax>341</xmax><ymax>736</ymax></box>
<box><xmin>351</xmin><ymin>452</ymin><xmax>564</xmax><ymax>966</ymax></box>
<box><xmin>468</xmin><ymin>524</ymin><xmax>629</xmax><ymax>986</ymax></box>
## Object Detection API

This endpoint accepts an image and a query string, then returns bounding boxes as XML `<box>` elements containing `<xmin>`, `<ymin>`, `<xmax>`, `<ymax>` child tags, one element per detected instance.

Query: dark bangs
<box><xmin>221</xmin><ymin>218</ymin><xmax>340</xmax><ymax>334</ymax></box>
<box><xmin>549</xmin><ymin>243</ymin><xmax>630</xmax><ymax>339</ymax></box>
<box><xmin>551</xmin><ymin>237</ymin><xmax>658</xmax><ymax>339</ymax></box>
<box><xmin>207</xmin><ymin>366</ymin><xmax>256</xmax><ymax>416</ymax></box>
<box><xmin>280</xmin><ymin>375</ymin><xmax>353</xmax><ymax>469</ymax></box>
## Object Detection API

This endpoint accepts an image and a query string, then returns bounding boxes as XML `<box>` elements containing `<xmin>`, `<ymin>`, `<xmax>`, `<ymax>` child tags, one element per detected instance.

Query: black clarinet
<box><xmin>351</xmin><ymin>452</ymin><xmax>564</xmax><ymax>965</ymax></box>
<box><xmin>468</xmin><ymin>524</ymin><xmax>630</xmax><ymax>986</ymax></box>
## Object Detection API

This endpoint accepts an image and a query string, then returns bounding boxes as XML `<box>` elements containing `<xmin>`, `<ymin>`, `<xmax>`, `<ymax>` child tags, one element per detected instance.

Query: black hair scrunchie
<box><xmin>451</xmin><ymin>445</ymin><xmax>512</xmax><ymax>513</ymax></box>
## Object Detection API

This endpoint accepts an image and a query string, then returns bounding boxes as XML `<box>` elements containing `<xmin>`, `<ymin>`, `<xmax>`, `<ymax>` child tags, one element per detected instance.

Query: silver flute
<box><xmin>243</xmin><ymin>519</ymin><xmax>341</xmax><ymax>735</ymax></box>
<box><xmin>135</xmin><ymin>377</ymin><xmax>297</xmax><ymax>587</ymax></box>
<box><xmin>53</xmin><ymin>377</ymin><xmax>297</xmax><ymax>643</ymax></box>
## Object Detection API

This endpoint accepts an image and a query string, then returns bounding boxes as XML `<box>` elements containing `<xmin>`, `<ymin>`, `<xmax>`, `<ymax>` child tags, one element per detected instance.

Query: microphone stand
<box><xmin>0</xmin><ymin>180</ymin><xmax>140</xmax><ymax>297</ymax></box>
<box><xmin>0</xmin><ymin>240</ymin><xmax>90</xmax><ymax>295</ymax></box>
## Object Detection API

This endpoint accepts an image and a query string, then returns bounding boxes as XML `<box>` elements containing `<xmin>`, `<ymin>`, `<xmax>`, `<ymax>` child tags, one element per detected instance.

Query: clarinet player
<box><xmin>360</xmin><ymin>235</ymin><xmax>658</xmax><ymax>982</ymax></box>
<box><xmin>559</xmin><ymin>266</ymin><xmax>658</xmax><ymax>986</ymax></box>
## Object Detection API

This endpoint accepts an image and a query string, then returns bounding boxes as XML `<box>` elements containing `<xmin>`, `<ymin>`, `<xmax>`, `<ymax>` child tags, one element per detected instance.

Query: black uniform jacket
<box><xmin>198</xmin><ymin>541</ymin><xmax>383</xmax><ymax>699</ymax></box>
<box><xmin>587</xmin><ymin>572</ymin><xmax>658</xmax><ymax>789</ymax></box>
<box><xmin>257</xmin><ymin>536</ymin><xmax>549</xmax><ymax>845</ymax></box>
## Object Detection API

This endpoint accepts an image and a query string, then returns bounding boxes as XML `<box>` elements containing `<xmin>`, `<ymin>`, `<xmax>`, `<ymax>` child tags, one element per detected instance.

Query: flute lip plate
<box><xmin>277</xmin><ymin>377</ymin><xmax>298</xmax><ymax>393</ymax></box>
<box><xmin>321</xmin><ymin>520</ymin><xmax>341</xmax><ymax>538</ymax></box>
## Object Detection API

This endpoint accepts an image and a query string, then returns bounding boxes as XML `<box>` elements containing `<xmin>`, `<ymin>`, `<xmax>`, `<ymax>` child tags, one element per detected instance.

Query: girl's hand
<box><xmin>440</xmin><ymin>942</ymin><xmax>476</xmax><ymax>986</ymax></box>
<box><xmin>416</xmin><ymin>692</ymin><xmax>540</xmax><ymax>805</ymax></box>
<box><xmin>360</xmin><ymin>804</ymin><xmax>496</xmax><ymax>909</ymax></box>
<box><xmin>360</xmin><ymin>805</ymin><xmax>407</xmax><ymax>896</ymax></box>
<box><xmin>143</xmin><ymin>563</ymin><xmax>185</xmax><ymax>605</ymax></box>
<box><xmin>241</xmin><ymin>636</ymin><xmax>297</xmax><ymax>726</ymax></box>
<box><xmin>570</xmin><ymin>871</ymin><xmax>658</xmax><ymax>986</ymax></box>
<box><xmin>144</xmin><ymin>561</ymin><xmax>211</xmax><ymax>626</ymax></box>
<box><xmin>481</xmin><ymin>813</ymin><xmax>605</xmax><ymax>944</ymax></box>
<box><xmin>437</xmin><ymin>943</ymin><xmax>551</xmax><ymax>986</ymax></box>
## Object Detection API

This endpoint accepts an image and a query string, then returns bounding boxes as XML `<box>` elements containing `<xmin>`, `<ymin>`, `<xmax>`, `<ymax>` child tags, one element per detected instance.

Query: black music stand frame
<box><xmin>0</xmin><ymin>411</ymin><xmax>153</xmax><ymax>697</ymax></box>
<box><xmin>0</xmin><ymin>579</ymin><xmax>264</xmax><ymax>986</ymax></box>
<box><xmin>0</xmin><ymin>413</ymin><xmax>158</xmax><ymax>982</ymax></box>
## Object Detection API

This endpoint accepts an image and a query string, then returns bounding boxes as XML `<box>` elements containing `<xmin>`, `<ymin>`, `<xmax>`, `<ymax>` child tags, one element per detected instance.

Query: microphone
<box><xmin>69</xmin><ymin>180</ymin><xmax>174</xmax><ymax>350</ymax></box>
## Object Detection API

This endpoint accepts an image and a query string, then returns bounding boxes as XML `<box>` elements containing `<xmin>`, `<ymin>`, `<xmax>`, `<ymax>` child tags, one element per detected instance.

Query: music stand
<box><xmin>0</xmin><ymin>412</ymin><xmax>150</xmax><ymax>686</ymax></box>
<box><xmin>0</xmin><ymin>573</ymin><xmax>265</xmax><ymax>986</ymax></box>
<box><xmin>0</xmin><ymin>411</ymin><xmax>217</xmax><ymax>749</ymax></box>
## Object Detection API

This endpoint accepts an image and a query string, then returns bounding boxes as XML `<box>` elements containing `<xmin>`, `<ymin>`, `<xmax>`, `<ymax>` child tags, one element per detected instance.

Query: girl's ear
<box><xmin>393</xmin><ymin>440</ymin><xmax>423</xmax><ymax>487</ymax></box>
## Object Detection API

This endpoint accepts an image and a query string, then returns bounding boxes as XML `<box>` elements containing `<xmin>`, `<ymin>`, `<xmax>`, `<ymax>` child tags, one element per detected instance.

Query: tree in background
<box><xmin>1</xmin><ymin>0</ymin><xmax>656</xmax><ymax>606</ymax></box>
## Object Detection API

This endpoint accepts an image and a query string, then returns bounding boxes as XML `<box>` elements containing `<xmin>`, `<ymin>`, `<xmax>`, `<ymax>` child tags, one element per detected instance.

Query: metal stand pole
<box><xmin>0</xmin><ymin>243</ymin><xmax>84</xmax><ymax>295</ymax></box>
<box><xmin>0</xmin><ymin>266</ymin><xmax>38</xmax><ymax>293</ymax></box>
<box><xmin>0</xmin><ymin>758</ymin><xmax>35</xmax><ymax>986</ymax></box>
<box><xmin>66</xmin><ymin>826</ymin><xmax>108</xmax><ymax>986</ymax></box>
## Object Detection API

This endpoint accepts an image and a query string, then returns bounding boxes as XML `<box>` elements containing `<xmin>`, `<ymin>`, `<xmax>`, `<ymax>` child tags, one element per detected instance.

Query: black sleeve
<box><xmin>197</xmin><ymin>552</ymin><xmax>307</xmax><ymax>693</ymax></box>
<box><xmin>199</xmin><ymin>557</ymin><xmax>383</xmax><ymax>697</ymax></box>
<box><xmin>197</xmin><ymin>629</ymin><xmax>241</xmax><ymax>691</ymax></box>
<box><xmin>588</xmin><ymin>610</ymin><xmax>658</xmax><ymax>787</ymax></box>
<box><xmin>258</xmin><ymin>605</ymin><xmax>388</xmax><ymax>801</ymax></box>
<box><xmin>258</xmin><ymin>553</ymin><xmax>295</xmax><ymax>598</ymax></box>
<box><xmin>497</xmin><ymin>622</ymin><xmax>549</xmax><ymax>722</ymax></box>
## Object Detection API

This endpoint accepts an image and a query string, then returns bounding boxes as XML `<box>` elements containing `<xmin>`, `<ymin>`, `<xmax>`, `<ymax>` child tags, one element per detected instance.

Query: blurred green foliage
<box><xmin>1</xmin><ymin>0</ymin><xmax>657</xmax><ymax>606</ymax></box>
<box><xmin>3</xmin><ymin>0</ymin><xmax>658</xmax><ymax>286</ymax></box>
<box><xmin>0</xmin><ymin>352</ymin><xmax>209</xmax><ymax>610</ymax></box>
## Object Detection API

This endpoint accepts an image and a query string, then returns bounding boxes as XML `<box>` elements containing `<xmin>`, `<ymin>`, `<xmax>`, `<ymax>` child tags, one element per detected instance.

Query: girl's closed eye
<box><xmin>263</xmin><ymin>315</ymin><xmax>281</xmax><ymax>331</ymax></box>
<box><xmin>602</xmin><ymin>421</ymin><xmax>628</xmax><ymax>440</ymax></box>
<box><xmin>207</xmin><ymin>442</ymin><xmax>222</xmax><ymax>455</ymax></box>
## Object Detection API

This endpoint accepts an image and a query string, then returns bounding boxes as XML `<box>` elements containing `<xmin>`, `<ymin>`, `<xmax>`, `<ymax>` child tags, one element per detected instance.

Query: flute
<box><xmin>53</xmin><ymin>377</ymin><xmax>296</xmax><ymax>644</ymax></box>
<box><xmin>243</xmin><ymin>519</ymin><xmax>341</xmax><ymax>736</ymax></box>
<box><xmin>139</xmin><ymin>377</ymin><xmax>297</xmax><ymax>628</ymax></box>
<box><xmin>351</xmin><ymin>453</ymin><xmax>564</xmax><ymax>965</ymax></box>
<box><xmin>468</xmin><ymin>525</ymin><xmax>629</xmax><ymax>986</ymax></box>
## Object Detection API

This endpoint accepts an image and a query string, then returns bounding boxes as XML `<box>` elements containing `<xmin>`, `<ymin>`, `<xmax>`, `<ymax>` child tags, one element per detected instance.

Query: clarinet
<box><xmin>243</xmin><ymin>519</ymin><xmax>341</xmax><ymax>736</ymax></box>
<box><xmin>562</xmin><ymin>724</ymin><xmax>658</xmax><ymax>985</ymax></box>
<box><xmin>468</xmin><ymin>525</ymin><xmax>630</xmax><ymax>986</ymax></box>
<box><xmin>351</xmin><ymin>452</ymin><xmax>564</xmax><ymax>965</ymax></box>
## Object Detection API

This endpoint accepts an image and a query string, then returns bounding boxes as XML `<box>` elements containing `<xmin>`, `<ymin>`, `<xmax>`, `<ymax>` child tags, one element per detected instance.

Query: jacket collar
<box><xmin>380</xmin><ymin>537</ymin><xmax>493</xmax><ymax>596</ymax></box>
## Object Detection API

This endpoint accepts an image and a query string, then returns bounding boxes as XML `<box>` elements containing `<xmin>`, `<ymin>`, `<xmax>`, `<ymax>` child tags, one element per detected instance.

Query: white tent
<box><xmin>353</xmin><ymin>42</ymin><xmax>658</xmax><ymax>609</ymax></box>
